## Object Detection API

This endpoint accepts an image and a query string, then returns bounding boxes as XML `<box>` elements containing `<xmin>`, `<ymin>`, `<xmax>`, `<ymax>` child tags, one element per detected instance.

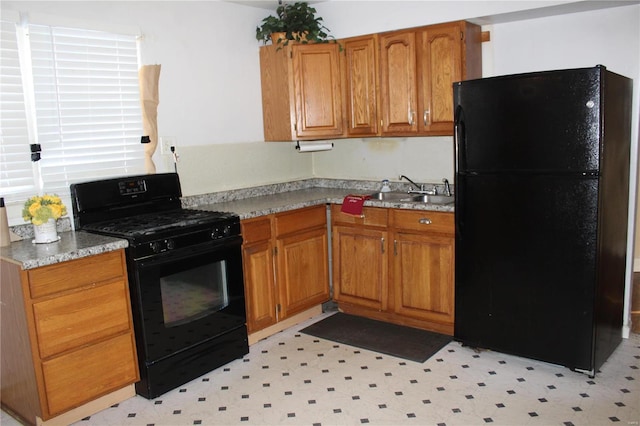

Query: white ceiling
<box><xmin>227</xmin><ymin>0</ymin><xmax>639</xmax><ymax>24</ymax></box>
<box><xmin>469</xmin><ymin>0</ymin><xmax>640</xmax><ymax>25</ymax></box>
<box><xmin>225</xmin><ymin>0</ymin><xmax>326</xmax><ymax>11</ymax></box>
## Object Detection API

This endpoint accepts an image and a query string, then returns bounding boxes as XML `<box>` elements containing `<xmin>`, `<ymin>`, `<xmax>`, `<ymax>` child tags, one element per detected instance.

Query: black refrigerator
<box><xmin>453</xmin><ymin>65</ymin><xmax>632</xmax><ymax>375</ymax></box>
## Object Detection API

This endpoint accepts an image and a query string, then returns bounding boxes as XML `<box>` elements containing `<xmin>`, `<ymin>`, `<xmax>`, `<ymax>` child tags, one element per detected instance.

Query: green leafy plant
<box><xmin>22</xmin><ymin>194</ymin><xmax>67</xmax><ymax>225</ymax></box>
<box><xmin>255</xmin><ymin>1</ymin><xmax>334</xmax><ymax>46</ymax></box>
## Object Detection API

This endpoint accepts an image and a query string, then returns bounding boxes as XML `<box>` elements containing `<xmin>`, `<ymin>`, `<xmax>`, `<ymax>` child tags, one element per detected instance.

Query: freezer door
<box><xmin>454</xmin><ymin>67</ymin><xmax>601</xmax><ymax>173</ymax></box>
<box><xmin>454</xmin><ymin>173</ymin><xmax>598</xmax><ymax>370</ymax></box>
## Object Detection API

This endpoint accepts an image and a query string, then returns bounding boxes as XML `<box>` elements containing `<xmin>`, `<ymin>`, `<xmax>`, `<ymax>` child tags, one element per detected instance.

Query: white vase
<box><xmin>33</xmin><ymin>219</ymin><xmax>58</xmax><ymax>244</ymax></box>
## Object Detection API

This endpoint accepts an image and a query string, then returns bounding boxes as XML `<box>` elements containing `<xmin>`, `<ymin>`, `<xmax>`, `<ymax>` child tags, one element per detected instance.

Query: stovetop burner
<box><xmin>71</xmin><ymin>173</ymin><xmax>242</xmax><ymax>257</ymax></box>
<box><xmin>84</xmin><ymin>209</ymin><xmax>236</xmax><ymax>237</ymax></box>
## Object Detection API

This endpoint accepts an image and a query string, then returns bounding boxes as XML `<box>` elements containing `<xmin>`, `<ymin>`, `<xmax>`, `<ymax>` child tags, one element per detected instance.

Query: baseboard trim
<box><xmin>36</xmin><ymin>384</ymin><xmax>135</xmax><ymax>426</ymax></box>
<box><xmin>248</xmin><ymin>305</ymin><xmax>323</xmax><ymax>345</ymax></box>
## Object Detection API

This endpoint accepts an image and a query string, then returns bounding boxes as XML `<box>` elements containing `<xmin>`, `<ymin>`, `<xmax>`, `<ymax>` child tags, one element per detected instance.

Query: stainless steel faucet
<box><xmin>399</xmin><ymin>175</ymin><xmax>436</xmax><ymax>195</ymax></box>
<box><xmin>399</xmin><ymin>175</ymin><xmax>421</xmax><ymax>191</ymax></box>
<box><xmin>442</xmin><ymin>178</ymin><xmax>452</xmax><ymax>196</ymax></box>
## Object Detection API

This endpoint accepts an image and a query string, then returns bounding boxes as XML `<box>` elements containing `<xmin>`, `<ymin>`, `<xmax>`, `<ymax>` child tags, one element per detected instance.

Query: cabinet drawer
<box><xmin>331</xmin><ymin>204</ymin><xmax>388</xmax><ymax>227</ymax></box>
<box><xmin>391</xmin><ymin>210</ymin><xmax>454</xmax><ymax>234</ymax></box>
<box><xmin>33</xmin><ymin>279</ymin><xmax>132</xmax><ymax>359</ymax></box>
<box><xmin>28</xmin><ymin>250</ymin><xmax>125</xmax><ymax>299</ymax></box>
<box><xmin>275</xmin><ymin>205</ymin><xmax>326</xmax><ymax>236</ymax></box>
<box><xmin>41</xmin><ymin>332</ymin><xmax>138</xmax><ymax>417</ymax></box>
<box><xmin>242</xmin><ymin>216</ymin><xmax>272</xmax><ymax>244</ymax></box>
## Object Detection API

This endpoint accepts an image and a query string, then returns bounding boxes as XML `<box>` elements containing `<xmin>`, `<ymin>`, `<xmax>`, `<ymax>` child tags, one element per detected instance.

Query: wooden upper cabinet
<box><xmin>293</xmin><ymin>43</ymin><xmax>344</xmax><ymax>138</ymax></box>
<box><xmin>417</xmin><ymin>21</ymin><xmax>482</xmax><ymax>135</ymax></box>
<box><xmin>260</xmin><ymin>42</ymin><xmax>344</xmax><ymax>141</ymax></box>
<box><xmin>342</xmin><ymin>34</ymin><xmax>379</xmax><ymax>137</ymax></box>
<box><xmin>379</xmin><ymin>30</ymin><xmax>418</xmax><ymax>135</ymax></box>
<box><xmin>259</xmin><ymin>20</ymin><xmax>482</xmax><ymax>140</ymax></box>
<box><xmin>378</xmin><ymin>21</ymin><xmax>482</xmax><ymax>136</ymax></box>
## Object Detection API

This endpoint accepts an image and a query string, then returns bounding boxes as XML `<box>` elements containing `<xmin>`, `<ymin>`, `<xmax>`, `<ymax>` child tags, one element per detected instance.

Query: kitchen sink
<box><xmin>405</xmin><ymin>194</ymin><xmax>455</xmax><ymax>204</ymax></box>
<box><xmin>369</xmin><ymin>191</ymin><xmax>409</xmax><ymax>201</ymax></box>
<box><xmin>369</xmin><ymin>191</ymin><xmax>454</xmax><ymax>205</ymax></box>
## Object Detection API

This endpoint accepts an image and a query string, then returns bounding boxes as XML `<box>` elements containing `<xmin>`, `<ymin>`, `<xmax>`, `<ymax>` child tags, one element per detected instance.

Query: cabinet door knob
<box><xmin>419</xmin><ymin>218</ymin><xmax>432</xmax><ymax>225</ymax></box>
<box><xmin>423</xmin><ymin>109</ymin><xmax>430</xmax><ymax>126</ymax></box>
<box><xmin>408</xmin><ymin>108</ymin><xmax>415</xmax><ymax>126</ymax></box>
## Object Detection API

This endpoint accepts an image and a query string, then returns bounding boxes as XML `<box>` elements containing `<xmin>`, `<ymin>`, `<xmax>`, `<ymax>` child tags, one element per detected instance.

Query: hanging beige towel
<box><xmin>139</xmin><ymin>64</ymin><xmax>161</xmax><ymax>174</ymax></box>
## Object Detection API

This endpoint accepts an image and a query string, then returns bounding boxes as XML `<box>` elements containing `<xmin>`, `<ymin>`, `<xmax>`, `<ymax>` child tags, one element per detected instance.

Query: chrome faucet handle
<box><xmin>442</xmin><ymin>178</ymin><xmax>451</xmax><ymax>196</ymax></box>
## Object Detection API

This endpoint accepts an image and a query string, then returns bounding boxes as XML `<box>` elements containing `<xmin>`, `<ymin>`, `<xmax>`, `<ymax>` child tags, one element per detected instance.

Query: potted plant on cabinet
<box><xmin>255</xmin><ymin>1</ymin><xmax>335</xmax><ymax>47</ymax></box>
<box><xmin>22</xmin><ymin>194</ymin><xmax>67</xmax><ymax>243</ymax></box>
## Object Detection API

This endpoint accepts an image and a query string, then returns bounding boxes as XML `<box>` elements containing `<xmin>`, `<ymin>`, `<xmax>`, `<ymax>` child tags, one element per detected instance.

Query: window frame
<box><xmin>0</xmin><ymin>16</ymin><xmax>145</xmax><ymax>225</ymax></box>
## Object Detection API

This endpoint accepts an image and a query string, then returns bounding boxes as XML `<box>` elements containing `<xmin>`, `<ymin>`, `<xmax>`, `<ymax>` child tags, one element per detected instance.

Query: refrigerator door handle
<box><xmin>454</xmin><ymin>104</ymin><xmax>465</xmax><ymax>173</ymax></box>
<box><xmin>454</xmin><ymin>102</ymin><xmax>466</xmax><ymax>238</ymax></box>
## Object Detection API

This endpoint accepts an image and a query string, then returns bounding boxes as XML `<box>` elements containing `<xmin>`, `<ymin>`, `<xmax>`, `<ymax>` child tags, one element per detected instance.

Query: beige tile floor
<box><xmin>3</xmin><ymin>312</ymin><xmax>639</xmax><ymax>426</ymax></box>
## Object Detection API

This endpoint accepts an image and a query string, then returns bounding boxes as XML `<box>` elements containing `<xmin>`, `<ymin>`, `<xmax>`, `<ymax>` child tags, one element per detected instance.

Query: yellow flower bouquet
<box><xmin>22</xmin><ymin>194</ymin><xmax>68</xmax><ymax>225</ymax></box>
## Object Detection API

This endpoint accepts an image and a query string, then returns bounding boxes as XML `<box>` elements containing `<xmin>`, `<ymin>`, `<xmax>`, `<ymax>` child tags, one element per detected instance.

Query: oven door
<box><xmin>130</xmin><ymin>236</ymin><xmax>246</xmax><ymax>363</ymax></box>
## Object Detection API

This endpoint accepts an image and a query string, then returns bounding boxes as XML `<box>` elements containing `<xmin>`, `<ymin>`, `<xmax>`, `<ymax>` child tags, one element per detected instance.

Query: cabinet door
<box><xmin>342</xmin><ymin>34</ymin><xmax>379</xmax><ymax>136</ymax></box>
<box><xmin>392</xmin><ymin>231</ymin><xmax>454</xmax><ymax>327</ymax></box>
<box><xmin>417</xmin><ymin>23</ymin><xmax>462</xmax><ymax>134</ymax></box>
<box><xmin>276</xmin><ymin>226</ymin><xmax>330</xmax><ymax>319</ymax></box>
<box><xmin>332</xmin><ymin>225</ymin><xmax>388</xmax><ymax>311</ymax></box>
<box><xmin>241</xmin><ymin>217</ymin><xmax>277</xmax><ymax>333</ymax></box>
<box><xmin>379</xmin><ymin>30</ymin><xmax>418</xmax><ymax>135</ymax></box>
<box><xmin>242</xmin><ymin>240</ymin><xmax>277</xmax><ymax>333</ymax></box>
<box><xmin>292</xmin><ymin>43</ymin><xmax>344</xmax><ymax>138</ymax></box>
<box><xmin>42</xmin><ymin>333</ymin><xmax>138</xmax><ymax>417</ymax></box>
<box><xmin>33</xmin><ymin>279</ymin><xmax>132</xmax><ymax>359</ymax></box>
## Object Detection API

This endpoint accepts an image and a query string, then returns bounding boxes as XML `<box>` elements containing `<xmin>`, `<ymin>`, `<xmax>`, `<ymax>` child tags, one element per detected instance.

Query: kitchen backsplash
<box><xmin>181</xmin><ymin>178</ymin><xmax>453</xmax><ymax>209</ymax></box>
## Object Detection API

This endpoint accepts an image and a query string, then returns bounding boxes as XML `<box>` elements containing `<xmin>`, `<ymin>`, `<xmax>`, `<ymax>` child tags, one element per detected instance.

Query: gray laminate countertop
<box><xmin>0</xmin><ymin>231</ymin><xmax>128</xmax><ymax>270</ymax></box>
<box><xmin>1</xmin><ymin>182</ymin><xmax>453</xmax><ymax>269</ymax></box>
<box><xmin>193</xmin><ymin>187</ymin><xmax>454</xmax><ymax>219</ymax></box>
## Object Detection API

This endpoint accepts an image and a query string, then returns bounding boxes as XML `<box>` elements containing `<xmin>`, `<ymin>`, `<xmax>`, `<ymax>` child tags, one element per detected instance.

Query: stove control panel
<box><xmin>211</xmin><ymin>224</ymin><xmax>235</xmax><ymax>240</ymax></box>
<box><xmin>149</xmin><ymin>238</ymin><xmax>176</xmax><ymax>254</ymax></box>
<box><xmin>118</xmin><ymin>178</ymin><xmax>147</xmax><ymax>196</ymax></box>
<box><xmin>131</xmin><ymin>219</ymin><xmax>242</xmax><ymax>259</ymax></box>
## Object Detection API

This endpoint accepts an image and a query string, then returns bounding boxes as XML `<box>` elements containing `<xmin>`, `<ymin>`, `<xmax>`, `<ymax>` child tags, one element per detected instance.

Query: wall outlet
<box><xmin>160</xmin><ymin>136</ymin><xmax>176</xmax><ymax>155</ymax></box>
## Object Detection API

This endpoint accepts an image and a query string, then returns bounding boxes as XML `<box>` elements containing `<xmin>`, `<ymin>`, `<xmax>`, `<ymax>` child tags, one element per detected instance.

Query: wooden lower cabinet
<box><xmin>393</xmin><ymin>230</ymin><xmax>454</xmax><ymax>325</ymax></box>
<box><xmin>1</xmin><ymin>249</ymin><xmax>139</xmax><ymax>425</ymax></box>
<box><xmin>332</xmin><ymin>212</ymin><xmax>388</xmax><ymax>311</ymax></box>
<box><xmin>242</xmin><ymin>216</ymin><xmax>278</xmax><ymax>333</ymax></box>
<box><xmin>242</xmin><ymin>205</ymin><xmax>330</xmax><ymax>341</ymax></box>
<box><xmin>332</xmin><ymin>205</ymin><xmax>455</xmax><ymax>335</ymax></box>
<box><xmin>276</xmin><ymin>226</ymin><xmax>330</xmax><ymax>317</ymax></box>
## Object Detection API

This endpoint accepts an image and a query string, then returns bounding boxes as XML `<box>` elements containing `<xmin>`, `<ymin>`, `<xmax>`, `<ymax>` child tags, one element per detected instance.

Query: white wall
<box><xmin>5</xmin><ymin>1</ymin><xmax>637</xmax><ymax>193</ymax></box>
<box><xmin>314</xmin><ymin>1</ymin><xmax>640</xmax><ymax>335</ymax></box>
<box><xmin>310</xmin><ymin>2</ymin><xmax>640</xmax><ymax>183</ymax></box>
<box><xmin>3</xmin><ymin>0</ymin><xmax>638</xmax><ymax>332</ymax></box>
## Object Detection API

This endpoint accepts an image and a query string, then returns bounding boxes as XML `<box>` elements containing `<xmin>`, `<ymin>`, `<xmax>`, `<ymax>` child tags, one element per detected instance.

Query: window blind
<box><xmin>0</xmin><ymin>19</ymin><xmax>145</xmax><ymax>223</ymax></box>
<box><xmin>0</xmin><ymin>20</ymin><xmax>36</xmax><ymax>204</ymax></box>
<box><xmin>29</xmin><ymin>24</ymin><xmax>145</xmax><ymax>197</ymax></box>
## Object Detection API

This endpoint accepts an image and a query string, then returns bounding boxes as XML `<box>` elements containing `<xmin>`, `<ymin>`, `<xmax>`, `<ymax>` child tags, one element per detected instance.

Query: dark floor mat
<box><xmin>300</xmin><ymin>313</ymin><xmax>451</xmax><ymax>363</ymax></box>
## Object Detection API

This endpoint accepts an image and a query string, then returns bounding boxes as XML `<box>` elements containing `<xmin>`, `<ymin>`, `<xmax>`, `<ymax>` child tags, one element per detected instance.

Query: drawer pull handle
<box><xmin>419</xmin><ymin>218</ymin><xmax>432</xmax><ymax>225</ymax></box>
